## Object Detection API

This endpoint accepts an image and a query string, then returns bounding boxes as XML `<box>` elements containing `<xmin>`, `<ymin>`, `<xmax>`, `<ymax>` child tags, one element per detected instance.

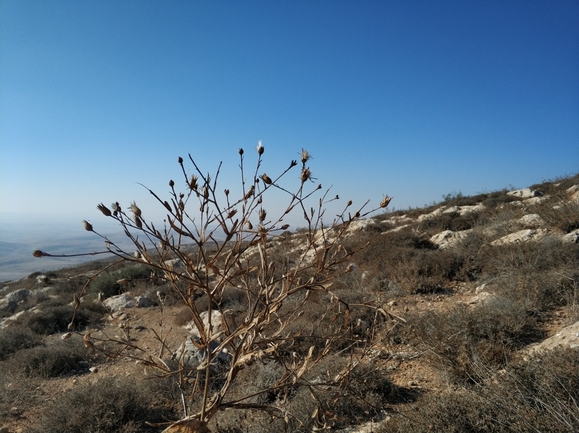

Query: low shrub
<box><xmin>5</xmin><ymin>339</ymin><xmax>89</xmax><ymax>378</ymax></box>
<box><xmin>27</xmin><ymin>376</ymin><xmax>176</xmax><ymax>433</ymax></box>
<box><xmin>384</xmin><ymin>347</ymin><xmax>579</xmax><ymax>433</ymax></box>
<box><xmin>407</xmin><ymin>298</ymin><xmax>542</xmax><ymax>384</ymax></box>
<box><xmin>23</xmin><ymin>303</ymin><xmax>104</xmax><ymax>335</ymax></box>
<box><xmin>0</xmin><ymin>327</ymin><xmax>43</xmax><ymax>360</ymax></box>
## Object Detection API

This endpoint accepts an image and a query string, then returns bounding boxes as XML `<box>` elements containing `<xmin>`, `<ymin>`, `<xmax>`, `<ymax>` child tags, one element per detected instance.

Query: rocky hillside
<box><xmin>1</xmin><ymin>173</ymin><xmax>578</xmax><ymax>433</ymax></box>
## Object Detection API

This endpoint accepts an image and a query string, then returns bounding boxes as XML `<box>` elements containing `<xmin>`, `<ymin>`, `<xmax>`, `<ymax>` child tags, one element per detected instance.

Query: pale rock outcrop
<box><xmin>562</xmin><ymin>229</ymin><xmax>579</xmax><ymax>244</ymax></box>
<box><xmin>507</xmin><ymin>188</ymin><xmax>541</xmax><ymax>199</ymax></box>
<box><xmin>430</xmin><ymin>230</ymin><xmax>471</xmax><ymax>249</ymax></box>
<box><xmin>517</xmin><ymin>214</ymin><xmax>544</xmax><ymax>228</ymax></box>
<box><xmin>184</xmin><ymin>309</ymin><xmax>224</xmax><ymax>340</ymax></box>
<box><xmin>417</xmin><ymin>207</ymin><xmax>446</xmax><ymax>222</ymax></box>
<box><xmin>524</xmin><ymin>321</ymin><xmax>579</xmax><ymax>356</ymax></box>
<box><xmin>103</xmin><ymin>293</ymin><xmax>135</xmax><ymax>311</ymax></box>
<box><xmin>491</xmin><ymin>228</ymin><xmax>550</xmax><ymax>246</ymax></box>
<box><xmin>442</xmin><ymin>203</ymin><xmax>485</xmax><ymax>216</ymax></box>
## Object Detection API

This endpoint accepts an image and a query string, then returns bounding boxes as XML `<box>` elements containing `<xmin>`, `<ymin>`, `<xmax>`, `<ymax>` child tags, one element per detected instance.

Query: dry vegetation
<box><xmin>1</xmin><ymin>155</ymin><xmax>578</xmax><ymax>432</ymax></box>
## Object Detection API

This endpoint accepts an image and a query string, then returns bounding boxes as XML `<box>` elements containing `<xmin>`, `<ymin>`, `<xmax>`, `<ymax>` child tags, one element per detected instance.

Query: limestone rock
<box><xmin>507</xmin><ymin>188</ymin><xmax>541</xmax><ymax>199</ymax></box>
<box><xmin>102</xmin><ymin>293</ymin><xmax>135</xmax><ymax>311</ymax></box>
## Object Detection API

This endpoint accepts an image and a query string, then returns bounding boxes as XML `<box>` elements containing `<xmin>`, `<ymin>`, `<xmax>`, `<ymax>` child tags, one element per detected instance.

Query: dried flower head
<box><xmin>380</xmin><ymin>196</ymin><xmax>393</xmax><ymax>208</ymax></box>
<box><xmin>169</xmin><ymin>179</ymin><xmax>175</xmax><ymax>187</ymax></box>
<box><xmin>224</xmin><ymin>189</ymin><xmax>230</xmax><ymax>196</ymax></box>
<box><xmin>281</xmin><ymin>224</ymin><xmax>290</xmax><ymax>230</ymax></box>
<box><xmin>82</xmin><ymin>220</ymin><xmax>93</xmax><ymax>231</ymax></box>
<box><xmin>97</xmin><ymin>203</ymin><xmax>112</xmax><ymax>217</ymax></box>
<box><xmin>134</xmin><ymin>215</ymin><xmax>143</xmax><ymax>228</ymax></box>
<box><xmin>111</xmin><ymin>202</ymin><xmax>121</xmax><ymax>215</ymax></box>
<box><xmin>256</xmin><ymin>141</ymin><xmax>264</xmax><ymax>155</ymax></box>
<box><xmin>238</xmin><ymin>148</ymin><xmax>244</xmax><ymax>155</ymax></box>
<box><xmin>300</xmin><ymin>167</ymin><xmax>312</xmax><ymax>183</ymax></box>
<box><xmin>178</xmin><ymin>156</ymin><xmax>183</xmax><ymax>164</ymax></box>
<box><xmin>258</xmin><ymin>208</ymin><xmax>267</xmax><ymax>222</ymax></box>
<box><xmin>245</xmin><ymin>220</ymin><xmax>253</xmax><ymax>230</ymax></box>
<box><xmin>243</xmin><ymin>185</ymin><xmax>255</xmax><ymax>200</ymax></box>
<box><xmin>189</xmin><ymin>175</ymin><xmax>199</xmax><ymax>191</ymax></box>
<box><xmin>260</xmin><ymin>173</ymin><xmax>273</xmax><ymax>185</ymax></box>
<box><xmin>202</xmin><ymin>185</ymin><xmax>209</xmax><ymax>199</ymax></box>
<box><xmin>129</xmin><ymin>202</ymin><xmax>141</xmax><ymax>217</ymax></box>
<box><xmin>32</xmin><ymin>250</ymin><xmax>47</xmax><ymax>258</ymax></box>
<box><xmin>301</xmin><ymin>149</ymin><xmax>311</xmax><ymax>164</ymax></box>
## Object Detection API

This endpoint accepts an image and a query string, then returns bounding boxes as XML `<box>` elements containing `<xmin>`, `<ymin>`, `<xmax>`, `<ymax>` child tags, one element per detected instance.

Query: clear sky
<box><xmin>1</xmin><ymin>1</ymin><xmax>578</xmax><ymax>231</ymax></box>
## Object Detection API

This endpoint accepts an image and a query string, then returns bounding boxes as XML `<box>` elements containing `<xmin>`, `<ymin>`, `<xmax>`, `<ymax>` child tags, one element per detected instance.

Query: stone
<box><xmin>135</xmin><ymin>296</ymin><xmax>155</xmax><ymax>308</ymax></box>
<box><xmin>518</xmin><ymin>214</ymin><xmax>544</xmax><ymax>228</ymax></box>
<box><xmin>185</xmin><ymin>310</ymin><xmax>223</xmax><ymax>340</ymax></box>
<box><xmin>6</xmin><ymin>289</ymin><xmax>30</xmax><ymax>304</ymax></box>
<box><xmin>429</xmin><ymin>230</ymin><xmax>470</xmax><ymax>249</ymax></box>
<box><xmin>507</xmin><ymin>188</ymin><xmax>541</xmax><ymax>199</ymax></box>
<box><xmin>525</xmin><ymin>321</ymin><xmax>579</xmax><ymax>355</ymax></box>
<box><xmin>562</xmin><ymin>229</ymin><xmax>579</xmax><ymax>244</ymax></box>
<box><xmin>103</xmin><ymin>293</ymin><xmax>135</xmax><ymax>312</ymax></box>
<box><xmin>491</xmin><ymin>228</ymin><xmax>549</xmax><ymax>246</ymax></box>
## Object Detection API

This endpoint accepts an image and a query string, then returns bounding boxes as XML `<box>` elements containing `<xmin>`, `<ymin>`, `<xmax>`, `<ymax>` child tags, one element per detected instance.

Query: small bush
<box><xmin>23</xmin><ymin>303</ymin><xmax>104</xmax><ymax>335</ymax></box>
<box><xmin>27</xmin><ymin>376</ymin><xmax>176</xmax><ymax>433</ymax></box>
<box><xmin>407</xmin><ymin>299</ymin><xmax>542</xmax><ymax>384</ymax></box>
<box><xmin>0</xmin><ymin>327</ymin><xmax>43</xmax><ymax>360</ymax></box>
<box><xmin>385</xmin><ymin>347</ymin><xmax>579</xmax><ymax>433</ymax></box>
<box><xmin>5</xmin><ymin>339</ymin><xmax>89</xmax><ymax>378</ymax></box>
<box><xmin>90</xmin><ymin>264</ymin><xmax>151</xmax><ymax>298</ymax></box>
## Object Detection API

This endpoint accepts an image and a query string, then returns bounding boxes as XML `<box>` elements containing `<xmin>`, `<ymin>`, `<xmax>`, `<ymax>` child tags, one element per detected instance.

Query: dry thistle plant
<box><xmin>34</xmin><ymin>145</ymin><xmax>392</xmax><ymax>432</ymax></box>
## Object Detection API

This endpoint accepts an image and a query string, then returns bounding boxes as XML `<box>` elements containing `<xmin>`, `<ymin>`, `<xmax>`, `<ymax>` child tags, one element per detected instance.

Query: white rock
<box><xmin>185</xmin><ymin>310</ymin><xmax>223</xmax><ymax>340</ymax></box>
<box><xmin>430</xmin><ymin>230</ymin><xmax>470</xmax><ymax>249</ymax></box>
<box><xmin>491</xmin><ymin>229</ymin><xmax>549</xmax><ymax>246</ymax></box>
<box><xmin>518</xmin><ymin>214</ymin><xmax>544</xmax><ymax>228</ymax></box>
<box><xmin>103</xmin><ymin>293</ymin><xmax>135</xmax><ymax>312</ymax></box>
<box><xmin>507</xmin><ymin>188</ymin><xmax>540</xmax><ymax>199</ymax></box>
<box><xmin>525</xmin><ymin>321</ymin><xmax>579</xmax><ymax>355</ymax></box>
<box><xmin>562</xmin><ymin>229</ymin><xmax>579</xmax><ymax>244</ymax></box>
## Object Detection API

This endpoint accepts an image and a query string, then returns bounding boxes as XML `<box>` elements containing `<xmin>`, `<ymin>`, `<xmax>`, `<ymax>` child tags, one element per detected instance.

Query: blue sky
<box><xmin>1</xmin><ymin>0</ymin><xmax>578</xmax><ymax>232</ymax></box>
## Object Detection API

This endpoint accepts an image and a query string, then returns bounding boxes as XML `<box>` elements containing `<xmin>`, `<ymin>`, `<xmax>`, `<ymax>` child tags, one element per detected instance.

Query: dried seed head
<box><xmin>134</xmin><ymin>215</ymin><xmax>143</xmax><ymax>228</ymax></box>
<box><xmin>189</xmin><ymin>175</ymin><xmax>199</xmax><ymax>191</ymax></box>
<box><xmin>111</xmin><ymin>202</ymin><xmax>121</xmax><ymax>215</ymax></box>
<box><xmin>290</xmin><ymin>159</ymin><xmax>298</xmax><ymax>167</ymax></box>
<box><xmin>380</xmin><ymin>196</ymin><xmax>393</xmax><ymax>208</ymax></box>
<box><xmin>258</xmin><ymin>208</ymin><xmax>267</xmax><ymax>222</ymax></box>
<box><xmin>238</xmin><ymin>148</ymin><xmax>244</xmax><ymax>155</ymax></box>
<box><xmin>82</xmin><ymin>220</ymin><xmax>93</xmax><ymax>231</ymax></box>
<box><xmin>32</xmin><ymin>250</ymin><xmax>46</xmax><ymax>258</ymax></box>
<box><xmin>169</xmin><ymin>179</ymin><xmax>175</xmax><ymax>188</ymax></box>
<box><xmin>260</xmin><ymin>173</ymin><xmax>273</xmax><ymax>184</ymax></box>
<box><xmin>243</xmin><ymin>185</ymin><xmax>255</xmax><ymax>200</ymax></box>
<box><xmin>347</xmin><ymin>200</ymin><xmax>353</xmax><ymax>207</ymax></box>
<box><xmin>256</xmin><ymin>141</ymin><xmax>264</xmax><ymax>155</ymax></box>
<box><xmin>246</xmin><ymin>220</ymin><xmax>253</xmax><ymax>230</ymax></box>
<box><xmin>129</xmin><ymin>202</ymin><xmax>141</xmax><ymax>217</ymax></box>
<box><xmin>281</xmin><ymin>224</ymin><xmax>290</xmax><ymax>230</ymax></box>
<box><xmin>97</xmin><ymin>203</ymin><xmax>112</xmax><ymax>217</ymax></box>
<box><xmin>224</xmin><ymin>189</ymin><xmax>230</xmax><ymax>196</ymax></box>
<box><xmin>301</xmin><ymin>149</ymin><xmax>311</xmax><ymax>163</ymax></box>
<box><xmin>227</xmin><ymin>208</ymin><xmax>238</xmax><ymax>219</ymax></box>
<box><xmin>178</xmin><ymin>156</ymin><xmax>183</xmax><ymax>164</ymax></box>
<box><xmin>202</xmin><ymin>185</ymin><xmax>209</xmax><ymax>199</ymax></box>
<box><xmin>300</xmin><ymin>167</ymin><xmax>312</xmax><ymax>183</ymax></box>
